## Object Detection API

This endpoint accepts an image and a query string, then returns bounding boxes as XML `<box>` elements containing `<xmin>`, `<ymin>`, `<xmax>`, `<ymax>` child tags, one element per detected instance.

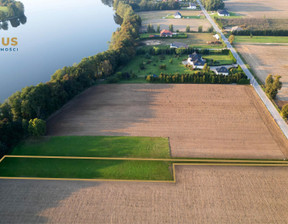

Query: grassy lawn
<box><xmin>0</xmin><ymin>157</ymin><xmax>173</xmax><ymax>180</ymax></box>
<box><xmin>234</xmin><ymin>36</ymin><xmax>288</xmax><ymax>43</ymax></box>
<box><xmin>118</xmin><ymin>53</ymin><xmax>233</xmax><ymax>78</ymax></box>
<box><xmin>203</xmin><ymin>55</ymin><xmax>234</xmax><ymax>65</ymax></box>
<box><xmin>11</xmin><ymin>136</ymin><xmax>171</xmax><ymax>158</ymax></box>
<box><xmin>118</xmin><ymin>54</ymin><xmax>193</xmax><ymax>78</ymax></box>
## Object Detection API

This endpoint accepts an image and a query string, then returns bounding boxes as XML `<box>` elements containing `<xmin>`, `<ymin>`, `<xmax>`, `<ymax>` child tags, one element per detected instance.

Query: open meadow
<box><xmin>225</xmin><ymin>0</ymin><xmax>288</xmax><ymax>18</ymax></box>
<box><xmin>47</xmin><ymin>84</ymin><xmax>288</xmax><ymax>159</ymax></box>
<box><xmin>235</xmin><ymin>44</ymin><xmax>288</xmax><ymax>103</ymax></box>
<box><xmin>138</xmin><ymin>10</ymin><xmax>211</xmax><ymax>32</ymax></box>
<box><xmin>1</xmin><ymin>166</ymin><xmax>288</xmax><ymax>223</ymax></box>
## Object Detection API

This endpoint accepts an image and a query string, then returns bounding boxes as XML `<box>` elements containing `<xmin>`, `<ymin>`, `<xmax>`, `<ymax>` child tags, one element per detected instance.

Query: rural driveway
<box><xmin>197</xmin><ymin>0</ymin><xmax>288</xmax><ymax>140</ymax></box>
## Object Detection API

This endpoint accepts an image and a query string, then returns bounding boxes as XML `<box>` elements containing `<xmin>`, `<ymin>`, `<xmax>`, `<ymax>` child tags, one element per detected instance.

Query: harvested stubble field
<box><xmin>235</xmin><ymin>44</ymin><xmax>288</xmax><ymax>102</ymax></box>
<box><xmin>1</xmin><ymin>166</ymin><xmax>288</xmax><ymax>223</ymax></box>
<box><xmin>47</xmin><ymin>84</ymin><xmax>288</xmax><ymax>159</ymax></box>
<box><xmin>225</xmin><ymin>0</ymin><xmax>288</xmax><ymax>18</ymax></box>
<box><xmin>138</xmin><ymin>10</ymin><xmax>211</xmax><ymax>32</ymax></box>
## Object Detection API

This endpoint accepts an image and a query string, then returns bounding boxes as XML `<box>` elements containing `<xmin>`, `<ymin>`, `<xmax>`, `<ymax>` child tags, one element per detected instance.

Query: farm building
<box><xmin>174</xmin><ymin>12</ymin><xmax>182</xmax><ymax>19</ymax></box>
<box><xmin>160</xmin><ymin>29</ymin><xmax>173</xmax><ymax>37</ymax></box>
<box><xmin>170</xmin><ymin>42</ymin><xmax>188</xmax><ymax>49</ymax></box>
<box><xmin>216</xmin><ymin>67</ymin><xmax>229</xmax><ymax>75</ymax></box>
<box><xmin>217</xmin><ymin>9</ymin><xmax>230</xmax><ymax>17</ymax></box>
<box><xmin>187</xmin><ymin>52</ymin><xmax>206</xmax><ymax>69</ymax></box>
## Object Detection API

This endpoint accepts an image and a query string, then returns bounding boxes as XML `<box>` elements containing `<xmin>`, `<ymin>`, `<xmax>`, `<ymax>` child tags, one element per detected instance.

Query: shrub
<box><xmin>265</xmin><ymin>75</ymin><xmax>282</xmax><ymax>99</ymax></box>
<box><xmin>281</xmin><ymin>104</ymin><xmax>288</xmax><ymax>119</ymax></box>
<box><xmin>198</xmin><ymin>26</ymin><xmax>203</xmax><ymax>33</ymax></box>
<box><xmin>28</xmin><ymin>118</ymin><xmax>46</xmax><ymax>137</ymax></box>
<box><xmin>186</xmin><ymin>25</ymin><xmax>190</xmax><ymax>33</ymax></box>
<box><xmin>159</xmin><ymin>64</ymin><xmax>167</xmax><ymax>70</ymax></box>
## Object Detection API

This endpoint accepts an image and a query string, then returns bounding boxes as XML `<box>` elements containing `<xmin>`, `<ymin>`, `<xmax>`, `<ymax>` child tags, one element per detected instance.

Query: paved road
<box><xmin>197</xmin><ymin>0</ymin><xmax>288</xmax><ymax>140</ymax></box>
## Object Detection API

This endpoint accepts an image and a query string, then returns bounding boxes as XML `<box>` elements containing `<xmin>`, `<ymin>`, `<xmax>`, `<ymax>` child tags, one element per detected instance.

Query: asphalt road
<box><xmin>197</xmin><ymin>0</ymin><xmax>288</xmax><ymax>140</ymax></box>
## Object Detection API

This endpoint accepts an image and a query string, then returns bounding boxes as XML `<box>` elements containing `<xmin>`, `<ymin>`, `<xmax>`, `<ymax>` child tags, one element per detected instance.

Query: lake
<box><xmin>0</xmin><ymin>0</ymin><xmax>118</xmax><ymax>102</ymax></box>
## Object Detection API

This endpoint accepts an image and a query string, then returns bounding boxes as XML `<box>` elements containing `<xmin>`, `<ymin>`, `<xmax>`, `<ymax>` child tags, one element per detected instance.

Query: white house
<box><xmin>187</xmin><ymin>52</ymin><xmax>206</xmax><ymax>69</ymax></box>
<box><xmin>213</xmin><ymin>34</ymin><xmax>220</xmax><ymax>40</ymax></box>
<box><xmin>187</xmin><ymin>3</ymin><xmax>197</xmax><ymax>9</ymax></box>
<box><xmin>174</xmin><ymin>12</ymin><xmax>182</xmax><ymax>19</ymax></box>
<box><xmin>217</xmin><ymin>9</ymin><xmax>230</xmax><ymax>17</ymax></box>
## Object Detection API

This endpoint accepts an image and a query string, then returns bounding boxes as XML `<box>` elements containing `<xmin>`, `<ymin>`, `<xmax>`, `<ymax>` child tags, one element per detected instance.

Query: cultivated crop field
<box><xmin>138</xmin><ymin>10</ymin><xmax>211</xmax><ymax>32</ymax></box>
<box><xmin>1</xmin><ymin>166</ymin><xmax>288</xmax><ymax>223</ymax></box>
<box><xmin>47</xmin><ymin>84</ymin><xmax>288</xmax><ymax>159</ymax></box>
<box><xmin>235</xmin><ymin>44</ymin><xmax>288</xmax><ymax>102</ymax></box>
<box><xmin>225</xmin><ymin>0</ymin><xmax>288</xmax><ymax>18</ymax></box>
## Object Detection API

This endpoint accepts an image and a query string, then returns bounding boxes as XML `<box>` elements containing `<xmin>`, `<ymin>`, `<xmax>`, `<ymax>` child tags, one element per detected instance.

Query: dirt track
<box><xmin>47</xmin><ymin>84</ymin><xmax>288</xmax><ymax>159</ymax></box>
<box><xmin>236</xmin><ymin>44</ymin><xmax>288</xmax><ymax>102</ymax></box>
<box><xmin>226</xmin><ymin>0</ymin><xmax>288</xmax><ymax>18</ymax></box>
<box><xmin>1</xmin><ymin>166</ymin><xmax>288</xmax><ymax>223</ymax></box>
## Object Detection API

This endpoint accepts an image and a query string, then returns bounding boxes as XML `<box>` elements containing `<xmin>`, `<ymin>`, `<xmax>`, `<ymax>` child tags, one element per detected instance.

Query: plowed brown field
<box><xmin>47</xmin><ymin>84</ymin><xmax>288</xmax><ymax>159</ymax></box>
<box><xmin>226</xmin><ymin>0</ymin><xmax>288</xmax><ymax>18</ymax></box>
<box><xmin>1</xmin><ymin>166</ymin><xmax>288</xmax><ymax>223</ymax></box>
<box><xmin>235</xmin><ymin>44</ymin><xmax>288</xmax><ymax>102</ymax></box>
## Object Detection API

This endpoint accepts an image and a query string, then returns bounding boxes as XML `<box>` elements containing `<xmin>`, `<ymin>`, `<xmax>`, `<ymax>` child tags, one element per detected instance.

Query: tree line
<box><xmin>200</xmin><ymin>0</ymin><xmax>224</xmax><ymax>11</ymax></box>
<box><xmin>137</xmin><ymin>47</ymin><xmax>231</xmax><ymax>56</ymax></box>
<box><xmin>114</xmin><ymin>0</ymin><xmax>180</xmax><ymax>12</ymax></box>
<box><xmin>0</xmin><ymin>1</ymin><xmax>141</xmax><ymax>156</ymax></box>
<box><xmin>146</xmin><ymin>67</ymin><xmax>250</xmax><ymax>84</ymax></box>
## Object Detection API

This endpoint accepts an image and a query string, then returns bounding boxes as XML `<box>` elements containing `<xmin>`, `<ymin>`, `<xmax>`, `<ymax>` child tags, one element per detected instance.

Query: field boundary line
<box><xmin>1</xmin><ymin>156</ymin><xmax>288</xmax><ymax>183</ymax></box>
<box><xmin>4</xmin><ymin>155</ymin><xmax>288</xmax><ymax>163</ymax></box>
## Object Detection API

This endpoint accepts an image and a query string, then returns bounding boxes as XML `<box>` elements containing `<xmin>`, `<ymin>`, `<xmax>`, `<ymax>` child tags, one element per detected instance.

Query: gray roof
<box><xmin>216</xmin><ymin>67</ymin><xmax>229</xmax><ymax>73</ymax></box>
<box><xmin>189</xmin><ymin>52</ymin><xmax>206</xmax><ymax>65</ymax></box>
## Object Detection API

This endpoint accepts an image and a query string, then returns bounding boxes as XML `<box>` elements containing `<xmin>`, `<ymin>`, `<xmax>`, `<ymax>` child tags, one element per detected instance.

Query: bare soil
<box><xmin>138</xmin><ymin>10</ymin><xmax>211</xmax><ymax>32</ymax></box>
<box><xmin>235</xmin><ymin>44</ymin><xmax>288</xmax><ymax>101</ymax></box>
<box><xmin>47</xmin><ymin>84</ymin><xmax>288</xmax><ymax>159</ymax></box>
<box><xmin>225</xmin><ymin>0</ymin><xmax>288</xmax><ymax>18</ymax></box>
<box><xmin>1</xmin><ymin>166</ymin><xmax>288</xmax><ymax>223</ymax></box>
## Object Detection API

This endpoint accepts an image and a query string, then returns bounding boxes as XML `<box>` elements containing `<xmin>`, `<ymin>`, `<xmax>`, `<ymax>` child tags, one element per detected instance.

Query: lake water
<box><xmin>0</xmin><ymin>0</ymin><xmax>118</xmax><ymax>102</ymax></box>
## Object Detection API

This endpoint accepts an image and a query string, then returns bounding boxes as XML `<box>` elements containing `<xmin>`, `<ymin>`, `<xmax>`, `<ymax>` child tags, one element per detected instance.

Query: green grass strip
<box><xmin>0</xmin><ymin>157</ymin><xmax>173</xmax><ymax>181</ymax></box>
<box><xmin>11</xmin><ymin>136</ymin><xmax>171</xmax><ymax>159</ymax></box>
